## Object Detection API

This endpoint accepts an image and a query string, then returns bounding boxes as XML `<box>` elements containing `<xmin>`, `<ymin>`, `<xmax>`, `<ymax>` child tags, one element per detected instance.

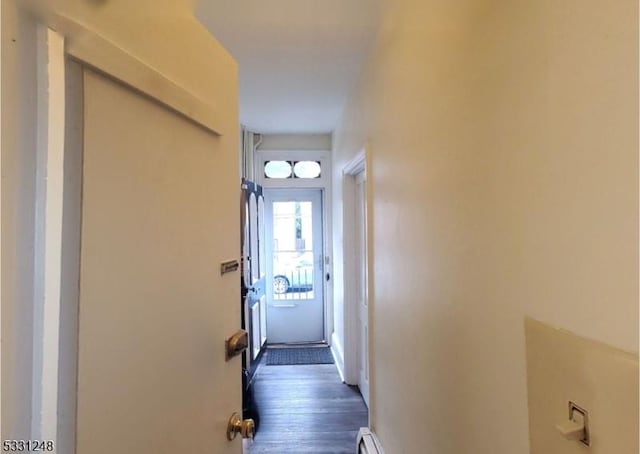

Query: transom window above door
<box><xmin>264</xmin><ymin>160</ymin><xmax>322</xmax><ymax>179</ymax></box>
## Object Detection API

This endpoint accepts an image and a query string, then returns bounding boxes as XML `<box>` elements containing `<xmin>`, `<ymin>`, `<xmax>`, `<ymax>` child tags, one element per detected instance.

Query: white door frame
<box><xmin>342</xmin><ymin>146</ymin><xmax>372</xmax><ymax>395</ymax></box>
<box><xmin>255</xmin><ymin>150</ymin><xmax>333</xmax><ymax>343</ymax></box>
<box><xmin>31</xmin><ymin>25</ymin><xmax>66</xmax><ymax>443</ymax></box>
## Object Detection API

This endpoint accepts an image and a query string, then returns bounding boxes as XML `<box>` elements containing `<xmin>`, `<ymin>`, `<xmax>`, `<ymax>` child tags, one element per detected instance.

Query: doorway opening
<box><xmin>265</xmin><ymin>189</ymin><xmax>324</xmax><ymax>344</ymax></box>
<box><xmin>241</xmin><ymin>150</ymin><xmax>369</xmax><ymax>453</ymax></box>
<box><xmin>342</xmin><ymin>148</ymin><xmax>371</xmax><ymax>408</ymax></box>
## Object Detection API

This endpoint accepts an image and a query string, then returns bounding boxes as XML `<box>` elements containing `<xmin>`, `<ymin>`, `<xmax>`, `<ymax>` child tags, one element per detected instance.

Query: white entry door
<box><xmin>355</xmin><ymin>171</ymin><xmax>370</xmax><ymax>406</ymax></box>
<box><xmin>75</xmin><ymin>68</ymin><xmax>242</xmax><ymax>453</ymax></box>
<box><xmin>265</xmin><ymin>189</ymin><xmax>324</xmax><ymax>343</ymax></box>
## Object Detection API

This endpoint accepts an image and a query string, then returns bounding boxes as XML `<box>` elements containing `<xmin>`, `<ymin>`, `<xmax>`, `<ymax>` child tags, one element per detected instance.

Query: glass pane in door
<box><xmin>249</xmin><ymin>193</ymin><xmax>259</xmax><ymax>284</ymax></box>
<box><xmin>271</xmin><ymin>201</ymin><xmax>315</xmax><ymax>300</ymax></box>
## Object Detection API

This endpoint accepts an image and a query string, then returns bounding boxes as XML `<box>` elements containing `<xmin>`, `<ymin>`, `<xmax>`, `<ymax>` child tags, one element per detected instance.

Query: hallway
<box><xmin>246</xmin><ymin>352</ymin><xmax>368</xmax><ymax>453</ymax></box>
<box><xmin>3</xmin><ymin>1</ymin><xmax>638</xmax><ymax>453</ymax></box>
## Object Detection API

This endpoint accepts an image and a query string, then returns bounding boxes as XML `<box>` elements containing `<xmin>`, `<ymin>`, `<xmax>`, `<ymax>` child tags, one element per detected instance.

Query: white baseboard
<box><xmin>330</xmin><ymin>332</ymin><xmax>345</xmax><ymax>382</ymax></box>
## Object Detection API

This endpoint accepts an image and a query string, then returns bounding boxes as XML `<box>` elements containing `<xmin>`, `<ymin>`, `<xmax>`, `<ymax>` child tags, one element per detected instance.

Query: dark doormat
<box><xmin>266</xmin><ymin>347</ymin><xmax>334</xmax><ymax>366</ymax></box>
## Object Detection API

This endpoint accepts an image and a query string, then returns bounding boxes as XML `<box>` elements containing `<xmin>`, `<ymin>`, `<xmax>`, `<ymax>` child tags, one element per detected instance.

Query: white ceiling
<box><xmin>196</xmin><ymin>0</ymin><xmax>382</xmax><ymax>134</ymax></box>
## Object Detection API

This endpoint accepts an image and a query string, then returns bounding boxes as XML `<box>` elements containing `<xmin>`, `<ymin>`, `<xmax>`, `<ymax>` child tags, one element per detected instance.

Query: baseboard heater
<box><xmin>357</xmin><ymin>428</ymin><xmax>385</xmax><ymax>454</ymax></box>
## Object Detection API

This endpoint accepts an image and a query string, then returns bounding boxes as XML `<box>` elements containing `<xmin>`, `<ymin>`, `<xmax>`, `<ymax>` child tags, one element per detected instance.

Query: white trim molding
<box><xmin>31</xmin><ymin>26</ymin><xmax>65</xmax><ymax>442</ymax></box>
<box><xmin>64</xmin><ymin>21</ymin><xmax>224</xmax><ymax>136</ymax></box>
<box><xmin>341</xmin><ymin>142</ymin><xmax>374</xmax><ymax>415</ymax></box>
<box><xmin>28</xmin><ymin>9</ymin><xmax>226</xmax><ymax>136</ymax></box>
<box><xmin>342</xmin><ymin>148</ymin><xmax>367</xmax><ymax>386</ymax></box>
<box><xmin>331</xmin><ymin>331</ymin><xmax>346</xmax><ymax>382</ymax></box>
<box><xmin>343</xmin><ymin>149</ymin><xmax>366</xmax><ymax>176</ymax></box>
<box><xmin>258</xmin><ymin>149</ymin><xmax>334</xmax><ymax>344</ymax></box>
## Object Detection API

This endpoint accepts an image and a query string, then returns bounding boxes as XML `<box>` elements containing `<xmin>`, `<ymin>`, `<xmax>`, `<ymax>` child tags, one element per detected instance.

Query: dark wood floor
<box><xmin>245</xmin><ymin>352</ymin><xmax>368</xmax><ymax>454</ymax></box>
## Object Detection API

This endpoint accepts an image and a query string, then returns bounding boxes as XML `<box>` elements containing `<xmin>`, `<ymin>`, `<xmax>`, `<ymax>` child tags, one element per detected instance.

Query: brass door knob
<box><xmin>225</xmin><ymin>330</ymin><xmax>249</xmax><ymax>361</ymax></box>
<box><xmin>227</xmin><ymin>412</ymin><xmax>255</xmax><ymax>440</ymax></box>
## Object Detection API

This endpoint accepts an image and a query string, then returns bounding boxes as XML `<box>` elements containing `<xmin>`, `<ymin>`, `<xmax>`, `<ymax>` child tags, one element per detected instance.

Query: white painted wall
<box><xmin>257</xmin><ymin>133</ymin><xmax>332</xmax><ymax>151</ymax></box>
<box><xmin>195</xmin><ymin>0</ymin><xmax>382</xmax><ymax>133</ymax></box>
<box><xmin>333</xmin><ymin>0</ymin><xmax>638</xmax><ymax>452</ymax></box>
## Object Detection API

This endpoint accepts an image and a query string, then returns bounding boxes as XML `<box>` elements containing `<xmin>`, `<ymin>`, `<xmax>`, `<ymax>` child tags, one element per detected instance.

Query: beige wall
<box><xmin>525</xmin><ymin>319</ymin><xmax>638</xmax><ymax>454</ymax></box>
<box><xmin>1</xmin><ymin>2</ymin><xmax>38</xmax><ymax>440</ymax></box>
<box><xmin>332</xmin><ymin>0</ymin><xmax>638</xmax><ymax>452</ymax></box>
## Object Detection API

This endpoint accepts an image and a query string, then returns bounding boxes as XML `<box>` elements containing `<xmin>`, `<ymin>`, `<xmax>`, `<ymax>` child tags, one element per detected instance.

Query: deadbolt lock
<box><xmin>227</xmin><ymin>412</ymin><xmax>255</xmax><ymax>440</ymax></box>
<box><xmin>225</xmin><ymin>329</ymin><xmax>248</xmax><ymax>361</ymax></box>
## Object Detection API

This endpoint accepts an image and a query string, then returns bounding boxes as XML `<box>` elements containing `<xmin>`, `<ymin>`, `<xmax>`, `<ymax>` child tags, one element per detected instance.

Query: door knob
<box><xmin>225</xmin><ymin>329</ymin><xmax>248</xmax><ymax>361</ymax></box>
<box><xmin>227</xmin><ymin>412</ymin><xmax>255</xmax><ymax>440</ymax></box>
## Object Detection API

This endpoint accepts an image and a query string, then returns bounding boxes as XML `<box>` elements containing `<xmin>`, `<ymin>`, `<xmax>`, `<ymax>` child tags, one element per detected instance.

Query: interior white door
<box><xmin>265</xmin><ymin>189</ymin><xmax>324</xmax><ymax>343</ymax></box>
<box><xmin>355</xmin><ymin>171</ymin><xmax>370</xmax><ymax>406</ymax></box>
<box><xmin>75</xmin><ymin>69</ymin><xmax>241</xmax><ymax>453</ymax></box>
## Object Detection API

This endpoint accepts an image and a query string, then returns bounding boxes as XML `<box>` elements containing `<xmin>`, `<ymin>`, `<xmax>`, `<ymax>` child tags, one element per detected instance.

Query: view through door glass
<box><xmin>272</xmin><ymin>201</ymin><xmax>314</xmax><ymax>300</ymax></box>
<box><xmin>266</xmin><ymin>190</ymin><xmax>324</xmax><ymax>343</ymax></box>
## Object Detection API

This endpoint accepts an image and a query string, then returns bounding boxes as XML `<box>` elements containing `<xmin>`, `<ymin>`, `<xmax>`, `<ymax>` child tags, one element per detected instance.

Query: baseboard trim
<box><xmin>330</xmin><ymin>332</ymin><xmax>345</xmax><ymax>382</ymax></box>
